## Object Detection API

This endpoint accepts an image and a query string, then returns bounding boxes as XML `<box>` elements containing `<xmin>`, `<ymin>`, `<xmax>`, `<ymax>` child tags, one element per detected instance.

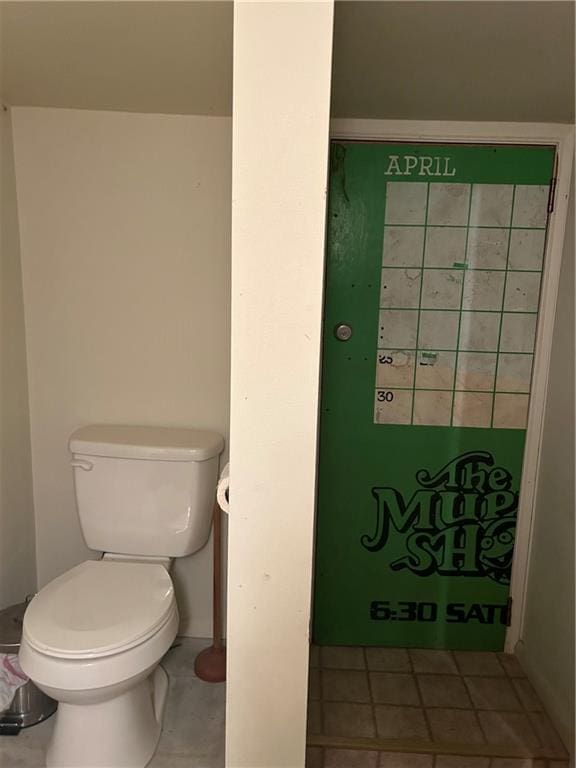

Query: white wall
<box><xmin>226</xmin><ymin>2</ymin><xmax>333</xmax><ymax>766</ymax></box>
<box><xmin>517</xmin><ymin>174</ymin><xmax>575</xmax><ymax>750</ymax></box>
<box><xmin>0</xmin><ymin>109</ymin><xmax>36</xmax><ymax>610</ymax></box>
<box><xmin>11</xmin><ymin>107</ymin><xmax>231</xmax><ymax>637</ymax></box>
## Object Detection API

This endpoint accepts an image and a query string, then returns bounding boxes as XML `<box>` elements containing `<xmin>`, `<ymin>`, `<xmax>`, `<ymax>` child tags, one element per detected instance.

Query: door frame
<box><xmin>327</xmin><ymin>119</ymin><xmax>574</xmax><ymax>653</ymax></box>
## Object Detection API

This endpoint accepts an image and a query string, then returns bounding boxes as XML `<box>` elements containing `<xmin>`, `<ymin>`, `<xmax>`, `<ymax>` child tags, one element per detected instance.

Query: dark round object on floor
<box><xmin>194</xmin><ymin>644</ymin><xmax>226</xmax><ymax>683</ymax></box>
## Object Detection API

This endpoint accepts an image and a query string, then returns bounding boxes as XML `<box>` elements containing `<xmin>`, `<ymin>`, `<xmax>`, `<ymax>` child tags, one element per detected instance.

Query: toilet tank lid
<box><xmin>69</xmin><ymin>425</ymin><xmax>224</xmax><ymax>462</ymax></box>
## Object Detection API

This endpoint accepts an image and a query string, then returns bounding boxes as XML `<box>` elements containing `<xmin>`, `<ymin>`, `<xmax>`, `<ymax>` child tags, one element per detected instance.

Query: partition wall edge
<box><xmin>227</xmin><ymin>2</ymin><xmax>334</xmax><ymax>766</ymax></box>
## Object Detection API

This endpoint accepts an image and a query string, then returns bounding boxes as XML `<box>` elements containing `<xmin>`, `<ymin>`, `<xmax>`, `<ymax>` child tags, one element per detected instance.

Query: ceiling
<box><xmin>0</xmin><ymin>2</ymin><xmax>233</xmax><ymax>116</ymax></box>
<box><xmin>331</xmin><ymin>1</ymin><xmax>575</xmax><ymax>123</ymax></box>
<box><xmin>1</xmin><ymin>1</ymin><xmax>574</xmax><ymax>123</ymax></box>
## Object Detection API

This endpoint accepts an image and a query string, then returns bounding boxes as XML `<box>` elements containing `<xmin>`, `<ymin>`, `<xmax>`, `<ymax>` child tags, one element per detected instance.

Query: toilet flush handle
<box><xmin>70</xmin><ymin>459</ymin><xmax>94</xmax><ymax>471</ymax></box>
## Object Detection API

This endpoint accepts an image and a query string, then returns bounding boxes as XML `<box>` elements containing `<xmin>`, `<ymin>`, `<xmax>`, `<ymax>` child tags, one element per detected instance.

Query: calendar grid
<box><xmin>374</xmin><ymin>181</ymin><xmax>547</xmax><ymax>429</ymax></box>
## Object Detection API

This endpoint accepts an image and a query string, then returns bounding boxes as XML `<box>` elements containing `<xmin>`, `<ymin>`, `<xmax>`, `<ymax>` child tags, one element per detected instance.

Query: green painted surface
<box><xmin>313</xmin><ymin>141</ymin><xmax>555</xmax><ymax>650</ymax></box>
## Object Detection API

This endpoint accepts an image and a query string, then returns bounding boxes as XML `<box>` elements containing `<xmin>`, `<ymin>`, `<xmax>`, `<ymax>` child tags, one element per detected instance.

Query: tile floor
<box><xmin>0</xmin><ymin>638</ymin><xmax>225</xmax><ymax>768</ymax></box>
<box><xmin>1</xmin><ymin>640</ymin><xmax>569</xmax><ymax>768</ymax></box>
<box><xmin>307</xmin><ymin>646</ymin><xmax>569</xmax><ymax>768</ymax></box>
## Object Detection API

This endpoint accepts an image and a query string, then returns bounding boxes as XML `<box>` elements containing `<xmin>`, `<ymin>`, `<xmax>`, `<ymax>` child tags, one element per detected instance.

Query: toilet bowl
<box><xmin>20</xmin><ymin>560</ymin><xmax>179</xmax><ymax>768</ymax></box>
<box><xmin>19</xmin><ymin>424</ymin><xmax>224</xmax><ymax>768</ymax></box>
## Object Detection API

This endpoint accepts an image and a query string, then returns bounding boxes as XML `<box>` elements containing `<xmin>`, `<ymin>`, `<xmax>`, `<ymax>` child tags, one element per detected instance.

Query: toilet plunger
<box><xmin>194</xmin><ymin>500</ymin><xmax>226</xmax><ymax>682</ymax></box>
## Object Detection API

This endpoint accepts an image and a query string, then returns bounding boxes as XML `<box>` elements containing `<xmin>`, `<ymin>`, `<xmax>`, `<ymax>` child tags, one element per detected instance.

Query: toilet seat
<box><xmin>23</xmin><ymin>560</ymin><xmax>175</xmax><ymax>659</ymax></box>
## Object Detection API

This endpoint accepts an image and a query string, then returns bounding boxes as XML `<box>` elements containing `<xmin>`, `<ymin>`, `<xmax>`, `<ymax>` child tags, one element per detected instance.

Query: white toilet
<box><xmin>19</xmin><ymin>424</ymin><xmax>224</xmax><ymax>768</ymax></box>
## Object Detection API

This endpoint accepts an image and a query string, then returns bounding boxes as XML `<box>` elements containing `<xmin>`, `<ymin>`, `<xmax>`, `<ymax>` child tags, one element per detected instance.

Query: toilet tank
<box><xmin>69</xmin><ymin>425</ymin><xmax>224</xmax><ymax>557</ymax></box>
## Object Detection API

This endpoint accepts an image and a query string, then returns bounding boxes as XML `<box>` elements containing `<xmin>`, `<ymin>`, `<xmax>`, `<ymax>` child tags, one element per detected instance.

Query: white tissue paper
<box><xmin>0</xmin><ymin>654</ymin><xmax>28</xmax><ymax>712</ymax></box>
<box><xmin>216</xmin><ymin>462</ymin><xmax>230</xmax><ymax>514</ymax></box>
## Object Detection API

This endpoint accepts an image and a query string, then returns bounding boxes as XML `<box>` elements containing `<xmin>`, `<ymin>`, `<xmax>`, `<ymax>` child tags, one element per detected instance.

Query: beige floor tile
<box><xmin>366</xmin><ymin>647</ymin><xmax>411</xmax><ymax>672</ymax></box>
<box><xmin>417</xmin><ymin>674</ymin><xmax>472</xmax><ymax>708</ymax></box>
<box><xmin>306</xmin><ymin>746</ymin><xmax>324</xmax><ymax>768</ymax></box>
<box><xmin>379</xmin><ymin>752</ymin><xmax>433</xmax><ymax>767</ymax></box>
<box><xmin>427</xmin><ymin>708</ymin><xmax>485</xmax><ymax>744</ymax></box>
<box><xmin>309</xmin><ymin>668</ymin><xmax>321</xmax><ymax>700</ymax></box>
<box><xmin>477</xmin><ymin>710</ymin><xmax>539</xmax><ymax>748</ymax></box>
<box><xmin>323</xmin><ymin>669</ymin><xmax>371</xmax><ymax>703</ymax></box>
<box><xmin>511</xmin><ymin>678</ymin><xmax>544</xmax><ymax>712</ymax></box>
<box><xmin>497</xmin><ymin>653</ymin><xmax>525</xmax><ymax>678</ymax></box>
<box><xmin>435</xmin><ymin>756</ymin><xmax>489</xmax><ymax>768</ymax></box>
<box><xmin>323</xmin><ymin>702</ymin><xmax>376</xmax><ymax>739</ymax></box>
<box><xmin>325</xmin><ymin>748</ymin><xmax>379</xmax><ymax>767</ymax></box>
<box><xmin>454</xmin><ymin>651</ymin><xmax>505</xmax><ymax>676</ymax></box>
<box><xmin>370</xmin><ymin>672</ymin><xmax>420</xmax><ymax>706</ymax></box>
<box><xmin>307</xmin><ymin>700</ymin><xmax>323</xmax><ymax>736</ymax></box>
<box><xmin>409</xmin><ymin>649</ymin><xmax>458</xmax><ymax>674</ymax></box>
<box><xmin>310</xmin><ymin>645</ymin><xmax>320</xmax><ymax>669</ymax></box>
<box><xmin>322</xmin><ymin>646</ymin><xmax>366</xmax><ymax>670</ymax></box>
<box><xmin>465</xmin><ymin>676</ymin><xmax>523</xmax><ymax>711</ymax></box>
<box><xmin>528</xmin><ymin>712</ymin><xmax>568</xmax><ymax>756</ymax></box>
<box><xmin>374</xmin><ymin>705</ymin><xmax>429</xmax><ymax>740</ymax></box>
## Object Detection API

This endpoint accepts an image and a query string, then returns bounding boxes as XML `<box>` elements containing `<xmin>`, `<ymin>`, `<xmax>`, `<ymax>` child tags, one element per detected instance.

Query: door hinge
<box><xmin>505</xmin><ymin>596</ymin><xmax>513</xmax><ymax>627</ymax></box>
<box><xmin>547</xmin><ymin>176</ymin><xmax>557</xmax><ymax>214</ymax></box>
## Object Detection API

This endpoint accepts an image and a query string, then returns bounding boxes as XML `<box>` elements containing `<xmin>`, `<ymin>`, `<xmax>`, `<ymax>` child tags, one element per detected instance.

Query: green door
<box><xmin>313</xmin><ymin>141</ymin><xmax>555</xmax><ymax>651</ymax></box>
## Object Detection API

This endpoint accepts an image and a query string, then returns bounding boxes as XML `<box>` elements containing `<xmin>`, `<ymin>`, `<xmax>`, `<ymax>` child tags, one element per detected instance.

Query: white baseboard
<box><xmin>515</xmin><ymin>639</ymin><xmax>573</xmax><ymax>755</ymax></box>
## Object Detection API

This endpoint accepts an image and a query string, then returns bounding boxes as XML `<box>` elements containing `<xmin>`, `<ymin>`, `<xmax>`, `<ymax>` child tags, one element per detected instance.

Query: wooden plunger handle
<box><xmin>212</xmin><ymin>500</ymin><xmax>223</xmax><ymax>650</ymax></box>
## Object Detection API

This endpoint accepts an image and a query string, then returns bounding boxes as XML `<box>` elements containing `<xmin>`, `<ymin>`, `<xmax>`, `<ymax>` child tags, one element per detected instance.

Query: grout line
<box><xmin>474</xmin><ymin>702</ymin><xmax>492</xmax><ymax>748</ymax></box>
<box><xmin>452</xmin><ymin>651</ymin><xmax>464</xmax><ymax>678</ymax></box>
<box><xmin>508</xmin><ymin>678</ymin><xmax>526</xmax><ymax>714</ymax></box>
<box><xmin>303</xmin><ymin>697</ymin><xmax>552</xmax><ymax>713</ymax></box>
<box><xmin>461</xmin><ymin>675</ymin><xmax>478</xmax><ymax>714</ymax></box>
<box><xmin>472</xmin><ymin>709</ymin><xmax>488</xmax><ymax>748</ymax></box>
<box><xmin>318</xmin><ymin>666</ymin><xmax>529</xmax><ymax>677</ymax></box>
<box><xmin>408</xmin><ymin>649</ymin><xmax>434</xmax><ymax>743</ymax></box>
<box><xmin>308</xmin><ymin>733</ymin><xmax>563</xmax><ymax>761</ymax></box>
<box><xmin>318</xmin><ymin>657</ymin><xmax>326</xmax><ymax>739</ymax></box>
<box><xmin>363</xmin><ymin>646</ymin><xmax>379</xmax><ymax>744</ymax></box>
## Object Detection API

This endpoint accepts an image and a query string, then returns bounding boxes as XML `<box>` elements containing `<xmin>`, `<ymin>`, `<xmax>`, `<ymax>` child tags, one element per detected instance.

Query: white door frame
<box><xmin>328</xmin><ymin>119</ymin><xmax>574</xmax><ymax>653</ymax></box>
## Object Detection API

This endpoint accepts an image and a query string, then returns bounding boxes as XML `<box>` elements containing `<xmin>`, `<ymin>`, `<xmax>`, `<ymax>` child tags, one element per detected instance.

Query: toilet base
<box><xmin>46</xmin><ymin>665</ymin><xmax>169</xmax><ymax>768</ymax></box>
